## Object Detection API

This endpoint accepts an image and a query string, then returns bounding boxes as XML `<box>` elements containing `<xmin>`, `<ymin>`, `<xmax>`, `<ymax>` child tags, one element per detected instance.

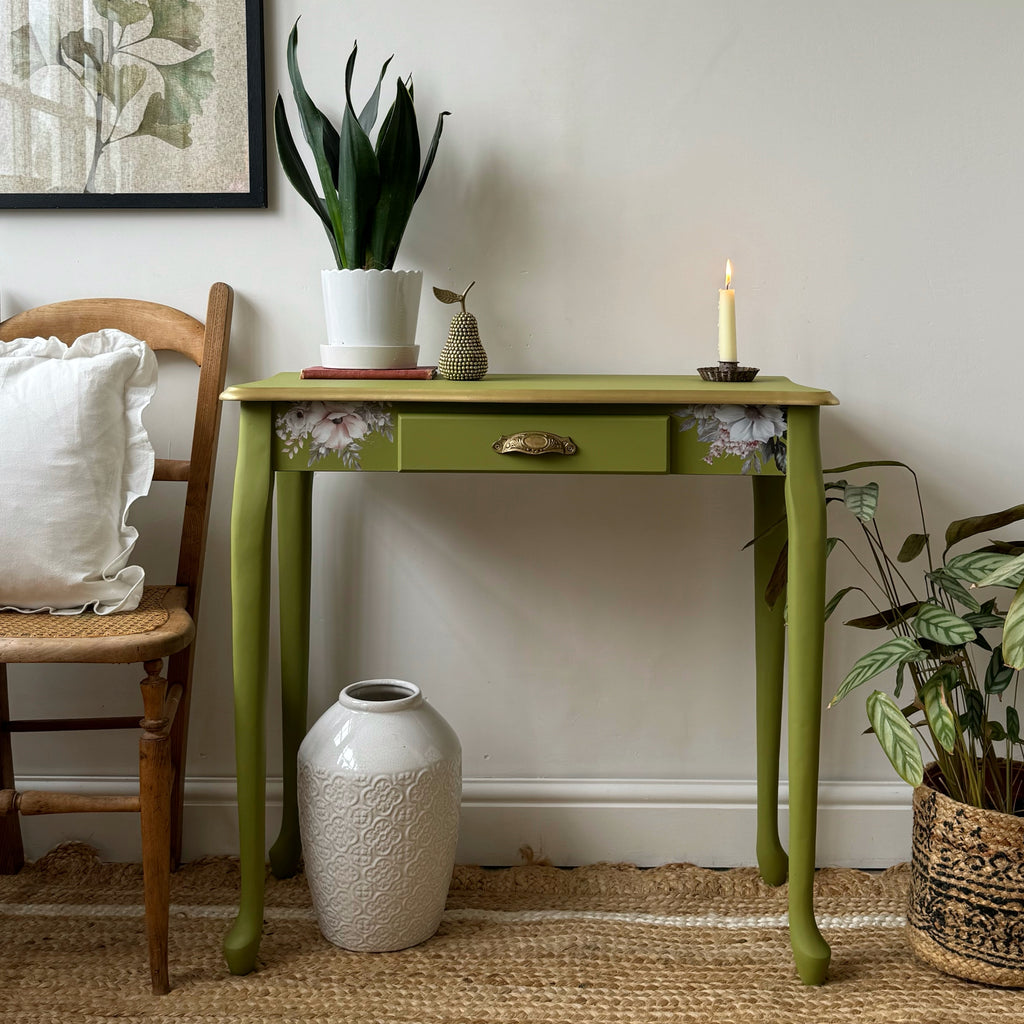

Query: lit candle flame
<box><xmin>725</xmin><ymin>259</ymin><xmax>733</xmax><ymax>289</ymax></box>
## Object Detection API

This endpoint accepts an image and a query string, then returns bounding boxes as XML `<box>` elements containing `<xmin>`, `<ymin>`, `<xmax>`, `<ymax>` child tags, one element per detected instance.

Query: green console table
<box><xmin>219</xmin><ymin>373</ymin><xmax>838</xmax><ymax>984</ymax></box>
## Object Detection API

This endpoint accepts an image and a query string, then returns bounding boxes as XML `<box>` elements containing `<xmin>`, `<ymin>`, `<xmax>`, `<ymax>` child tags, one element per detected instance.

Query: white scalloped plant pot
<box><xmin>297</xmin><ymin>679</ymin><xmax>462</xmax><ymax>952</ymax></box>
<box><xmin>320</xmin><ymin>269</ymin><xmax>423</xmax><ymax>368</ymax></box>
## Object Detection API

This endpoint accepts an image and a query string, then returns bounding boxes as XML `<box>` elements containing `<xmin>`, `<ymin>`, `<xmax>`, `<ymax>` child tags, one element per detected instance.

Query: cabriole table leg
<box><xmin>223</xmin><ymin>402</ymin><xmax>275</xmax><ymax>975</ymax></box>
<box><xmin>752</xmin><ymin>474</ymin><xmax>789</xmax><ymax>887</ymax></box>
<box><xmin>784</xmin><ymin>405</ymin><xmax>831</xmax><ymax>985</ymax></box>
<box><xmin>269</xmin><ymin>470</ymin><xmax>313</xmax><ymax>878</ymax></box>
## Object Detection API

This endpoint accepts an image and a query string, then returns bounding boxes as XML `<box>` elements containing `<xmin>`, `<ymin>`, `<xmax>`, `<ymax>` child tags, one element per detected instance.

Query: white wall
<box><xmin>4</xmin><ymin>0</ymin><xmax>1022</xmax><ymax>867</ymax></box>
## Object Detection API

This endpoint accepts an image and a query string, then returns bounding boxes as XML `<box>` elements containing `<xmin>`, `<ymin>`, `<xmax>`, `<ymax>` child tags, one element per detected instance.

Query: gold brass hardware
<box><xmin>492</xmin><ymin>431</ymin><xmax>578</xmax><ymax>456</ymax></box>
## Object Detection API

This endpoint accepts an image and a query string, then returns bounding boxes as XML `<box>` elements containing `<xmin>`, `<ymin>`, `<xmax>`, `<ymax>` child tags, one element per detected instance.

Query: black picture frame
<box><xmin>0</xmin><ymin>0</ymin><xmax>266</xmax><ymax>209</ymax></box>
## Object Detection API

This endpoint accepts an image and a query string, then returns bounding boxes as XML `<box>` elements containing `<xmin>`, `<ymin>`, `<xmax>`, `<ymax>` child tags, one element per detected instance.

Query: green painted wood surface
<box><xmin>222</xmin><ymin>377</ymin><xmax>837</xmax><ymax>982</ymax></box>
<box><xmin>269</xmin><ymin>402</ymin><xmax>783</xmax><ymax>477</ymax></box>
<box><xmin>783</xmin><ymin>406</ymin><xmax>831</xmax><ymax>985</ymax></box>
<box><xmin>223</xmin><ymin>402</ymin><xmax>274</xmax><ymax>976</ymax></box>
<box><xmin>268</xmin><ymin>472</ymin><xmax>312</xmax><ymax>880</ymax></box>
<box><xmin>752</xmin><ymin>476</ymin><xmax>789</xmax><ymax>887</ymax></box>
<box><xmin>222</xmin><ymin>373</ymin><xmax>838</xmax><ymax>407</ymax></box>
<box><xmin>399</xmin><ymin>412</ymin><xmax>669</xmax><ymax>473</ymax></box>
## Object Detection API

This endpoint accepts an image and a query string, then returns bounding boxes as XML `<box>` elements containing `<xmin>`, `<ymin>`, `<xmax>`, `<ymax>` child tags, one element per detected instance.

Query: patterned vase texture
<box><xmin>907</xmin><ymin>766</ymin><xmax>1024</xmax><ymax>987</ymax></box>
<box><xmin>297</xmin><ymin>679</ymin><xmax>462</xmax><ymax>952</ymax></box>
<box><xmin>437</xmin><ymin>311</ymin><xmax>488</xmax><ymax>380</ymax></box>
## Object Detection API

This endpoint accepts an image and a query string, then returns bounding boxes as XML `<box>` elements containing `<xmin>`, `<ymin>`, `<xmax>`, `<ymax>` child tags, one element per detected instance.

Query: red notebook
<box><xmin>300</xmin><ymin>366</ymin><xmax>437</xmax><ymax>380</ymax></box>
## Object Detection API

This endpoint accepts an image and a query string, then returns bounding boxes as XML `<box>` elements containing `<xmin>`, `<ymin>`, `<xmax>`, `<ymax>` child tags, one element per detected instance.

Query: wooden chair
<box><xmin>0</xmin><ymin>283</ymin><xmax>233</xmax><ymax>994</ymax></box>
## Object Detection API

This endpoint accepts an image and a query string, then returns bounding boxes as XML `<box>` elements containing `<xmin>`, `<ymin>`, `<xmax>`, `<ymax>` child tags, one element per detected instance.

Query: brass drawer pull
<box><xmin>492</xmin><ymin>431</ymin><xmax>578</xmax><ymax>456</ymax></box>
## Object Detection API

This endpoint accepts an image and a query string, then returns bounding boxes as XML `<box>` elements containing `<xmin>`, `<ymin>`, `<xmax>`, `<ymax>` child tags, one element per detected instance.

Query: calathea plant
<box><xmin>274</xmin><ymin>19</ymin><xmax>449</xmax><ymax>271</ymax></box>
<box><xmin>821</xmin><ymin>462</ymin><xmax>1024</xmax><ymax>814</ymax></box>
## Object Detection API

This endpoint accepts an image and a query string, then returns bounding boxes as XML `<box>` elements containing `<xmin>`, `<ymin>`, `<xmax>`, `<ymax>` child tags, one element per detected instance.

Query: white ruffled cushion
<box><xmin>0</xmin><ymin>330</ymin><xmax>157</xmax><ymax>614</ymax></box>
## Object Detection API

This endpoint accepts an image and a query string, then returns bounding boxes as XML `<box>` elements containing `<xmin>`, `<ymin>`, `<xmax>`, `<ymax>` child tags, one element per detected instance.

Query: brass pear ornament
<box><xmin>434</xmin><ymin>282</ymin><xmax>488</xmax><ymax>380</ymax></box>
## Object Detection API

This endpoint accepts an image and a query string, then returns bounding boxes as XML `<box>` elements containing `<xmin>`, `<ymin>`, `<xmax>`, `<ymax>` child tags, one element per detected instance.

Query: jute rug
<box><xmin>0</xmin><ymin>843</ymin><xmax>1020</xmax><ymax>1024</ymax></box>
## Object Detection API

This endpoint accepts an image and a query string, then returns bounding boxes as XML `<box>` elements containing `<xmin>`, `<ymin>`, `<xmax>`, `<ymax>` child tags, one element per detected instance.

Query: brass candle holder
<box><xmin>698</xmin><ymin>361</ymin><xmax>760</xmax><ymax>382</ymax></box>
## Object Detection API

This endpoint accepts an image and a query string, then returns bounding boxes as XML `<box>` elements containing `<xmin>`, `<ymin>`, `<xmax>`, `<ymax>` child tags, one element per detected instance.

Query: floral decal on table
<box><xmin>673</xmin><ymin>405</ymin><xmax>787</xmax><ymax>473</ymax></box>
<box><xmin>276</xmin><ymin>402</ymin><xmax>394</xmax><ymax>469</ymax></box>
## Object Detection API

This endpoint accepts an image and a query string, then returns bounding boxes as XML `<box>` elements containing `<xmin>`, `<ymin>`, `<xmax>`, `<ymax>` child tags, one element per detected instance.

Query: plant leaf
<box><xmin>358</xmin><ymin>55</ymin><xmax>394</xmax><ymax>133</ymax></box>
<box><xmin>975</xmin><ymin>552</ymin><xmax>1024</xmax><ymax>588</ymax></box>
<box><xmin>897</xmin><ymin>533</ymin><xmax>929</xmax><ymax>563</ymax></box>
<box><xmin>843</xmin><ymin>482</ymin><xmax>879</xmax><ymax>522</ymax></box>
<box><xmin>146</xmin><ymin>49</ymin><xmax>214</xmax><ymax>126</ymax></box>
<box><xmin>97</xmin><ymin>62</ymin><xmax>147</xmax><ymax>111</ymax></box>
<box><xmin>339</xmin><ymin>42</ymin><xmax>382</xmax><ymax>267</ymax></box>
<box><xmin>960</xmin><ymin>688</ymin><xmax>985</xmax><ymax>739</ymax></box>
<box><xmin>11</xmin><ymin>22</ymin><xmax>61</xmax><ymax>79</ymax></box>
<box><xmin>921</xmin><ymin>671</ymin><xmax>957</xmax><ymax>753</ymax></box>
<box><xmin>823</xmin><ymin>460</ymin><xmax>915</xmax><ymax>474</ymax></box>
<box><xmin>984</xmin><ymin>645</ymin><xmax>1015</xmax><ymax>694</ymax></box>
<box><xmin>765</xmin><ymin>540</ymin><xmax>788</xmax><ymax>609</ymax></box>
<box><xmin>274</xmin><ymin>95</ymin><xmax>341</xmax><ymax>264</ymax></box>
<box><xmin>1001</xmin><ymin>579</ymin><xmax>1024</xmax><ymax>670</ymax></box>
<box><xmin>433</xmin><ymin>287</ymin><xmax>464</xmax><ymax>304</ymax></box>
<box><xmin>912</xmin><ymin>603</ymin><xmax>977</xmax><ymax>646</ymax></box>
<box><xmin>416</xmin><ymin>109</ymin><xmax>450</xmax><ymax>200</ymax></box>
<box><xmin>944</xmin><ymin>551</ymin><xmax>1023</xmax><ymax>585</ymax></box>
<box><xmin>93</xmin><ymin>0</ymin><xmax>150</xmax><ymax>26</ymax></box>
<box><xmin>61</xmin><ymin>28</ymin><xmax>104</xmax><ymax>67</ymax></box>
<box><xmin>945</xmin><ymin>502</ymin><xmax>1024</xmax><ymax>556</ymax></box>
<box><xmin>285</xmin><ymin>20</ymin><xmax>346</xmax><ymax>266</ymax></box>
<box><xmin>148</xmin><ymin>0</ymin><xmax>204</xmax><ymax>52</ymax></box>
<box><xmin>867</xmin><ymin>690</ymin><xmax>924</xmax><ymax>787</ymax></box>
<box><xmin>926</xmin><ymin>570</ymin><xmax>981</xmax><ymax>612</ymax></box>
<box><xmin>829</xmin><ymin>636</ymin><xmax>925</xmax><ymax>707</ymax></box>
<box><xmin>977</xmin><ymin>539</ymin><xmax>1024</xmax><ymax>555</ymax></box>
<box><xmin>844</xmin><ymin>601</ymin><xmax>922</xmax><ymax>630</ymax></box>
<box><xmin>369</xmin><ymin>77</ymin><xmax>418</xmax><ymax>269</ymax></box>
<box><xmin>825</xmin><ymin>586</ymin><xmax>858</xmax><ymax>622</ymax></box>
<box><xmin>1007</xmin><ymin>706</ymin><xmax>1021</xmax><ymax>744</ymax></box>
<box><xmin>964</xmin><ymin>611</ymin><xmax>1005</xmax><ymax>631</ymax></box>
<box><xmin>894</xmin><ymin>658</ymin><xmax>908</xmax><ymax>699</ymax></box>
<box><xmin>132</xmin><ymin>93</ymin><xmax>192</xmax><ymax>147</ymax></box>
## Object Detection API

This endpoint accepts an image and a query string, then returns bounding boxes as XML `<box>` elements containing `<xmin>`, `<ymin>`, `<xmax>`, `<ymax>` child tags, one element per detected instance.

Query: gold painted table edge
<box><xmin>220</xmin><ymin>374</ymin><xmax>837</xmax><ymax>985</ymax></box>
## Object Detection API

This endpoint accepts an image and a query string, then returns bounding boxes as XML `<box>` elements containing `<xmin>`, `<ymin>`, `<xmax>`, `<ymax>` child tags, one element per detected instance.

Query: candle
<box><xmin>718</xmin><ymin>259</ymin><xmax>737</xmax><ymax>363</ymax></box>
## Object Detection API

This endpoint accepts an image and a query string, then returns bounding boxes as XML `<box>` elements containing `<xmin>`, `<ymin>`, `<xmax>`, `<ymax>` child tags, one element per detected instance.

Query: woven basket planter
<box><xmin>907</xmin><ymin>763</ymin><xmax>1024</xmax><ymax>986</ymax></box>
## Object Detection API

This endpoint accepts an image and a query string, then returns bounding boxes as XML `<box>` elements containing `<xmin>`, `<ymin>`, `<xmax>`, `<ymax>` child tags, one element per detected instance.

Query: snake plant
<box><xmin>274</xmin><ymin>19</ymin><xmax>449</xmax><ymax>270</ymax></box>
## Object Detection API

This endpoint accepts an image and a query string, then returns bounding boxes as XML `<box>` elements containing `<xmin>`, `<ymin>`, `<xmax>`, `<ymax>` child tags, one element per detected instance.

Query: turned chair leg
<box><xmin>139</xmin><ymin>658</ymin><xmax>182</xmax><ymax>996</ymax></box>
<box><xmin>0</xmin><ymin>665</ymin><xmax>25</xmax><ymax>875</ymax></box>
<box><xmin>166</xmin><ymin>647</ymin><xmax>194</xmax><ymax>869</ymax></box>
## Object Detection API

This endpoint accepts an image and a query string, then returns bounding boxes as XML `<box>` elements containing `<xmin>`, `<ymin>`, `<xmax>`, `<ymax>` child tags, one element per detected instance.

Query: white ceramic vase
<box><xmin>320</xmin><ymin>269</ymin><xmax>422</xmax><ymax>369</ymax></box>
<box><xmin>297</xmin><ymin>679</ymin><xmax>461</xmax><ymax>952</ymax></box>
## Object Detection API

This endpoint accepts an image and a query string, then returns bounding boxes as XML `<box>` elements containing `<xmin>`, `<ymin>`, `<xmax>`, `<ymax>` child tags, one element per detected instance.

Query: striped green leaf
<box><xmin>945</xmin><ymin>551</ymin><xmax>1023</xmax><ymax>585</ymax></box>
<box><xmin>1007</xmin><ymin>706</ymin><xmax>1020</xmax><ymax>744</ymax></box>
<box><xmin>844</xmin><ymin>482</ymin><xmax>879</xmax><ymax>522</ymax></box>
<box><xmin>975</xmin><ymin>552</ymin><xmax>1024</xmax><ymax>588</ymax></box>
<box><xmin>829</xmin><ymin>636</ymin><xmax>925</xmax><ymax>707</ymax></box>
<box><xmin>867</xmin><ymin>690</ymin><xmax>924</xmax><ymax>787</ymax></box>
<box><xmin>921</xmin><ymin>673</ymin><xmax>957</xmax><ymax>754</ymax></box>
<box><xmin>912</xmin><ymin>604</ymin><xmax>977</xmax><ymax>646</ymax></box>
<box><xmin>926</xmin><ymin>570</ymin><xmax>981</xmax><ymax>612</ymax></box>
<box><xmin>1001</xmin><ymin>579</ymin><xmax>1024</xmax><ymax>670</ymax></box>
<box><xmin>984</xmin><ymin>645</ymin><xmax>1015</xmax><ymax>694</ymax></box>
<box><xmin>963</xmin><ymin>611</ymin><xmax>1005</xmax><ymax>631</ymax></box>
<box><xmin>960</xmin><ymin>688</ymin><xmax>985</xmax><ymax>739</ymax></box>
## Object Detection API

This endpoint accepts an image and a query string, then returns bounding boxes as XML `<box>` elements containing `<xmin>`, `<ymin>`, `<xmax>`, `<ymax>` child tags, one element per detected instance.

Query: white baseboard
<box><xmin>13</xmin><ymin>776</ymin><xmax>912</xmax><ymax>868</ymax></box>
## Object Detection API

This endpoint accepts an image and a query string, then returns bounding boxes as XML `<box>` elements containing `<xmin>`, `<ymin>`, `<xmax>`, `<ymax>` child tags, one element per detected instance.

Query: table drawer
<box><xmin>398</xmin><ymin>412</ymin><xmax>669</xmax><ymax>472</ymax></box>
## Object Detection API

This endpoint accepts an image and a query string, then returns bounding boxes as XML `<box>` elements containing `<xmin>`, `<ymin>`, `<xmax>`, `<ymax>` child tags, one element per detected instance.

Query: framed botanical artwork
<box><xmin>0</xmin><ymin>1</ymin><xmax>266</xmax><ymax>208</ymax></box>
